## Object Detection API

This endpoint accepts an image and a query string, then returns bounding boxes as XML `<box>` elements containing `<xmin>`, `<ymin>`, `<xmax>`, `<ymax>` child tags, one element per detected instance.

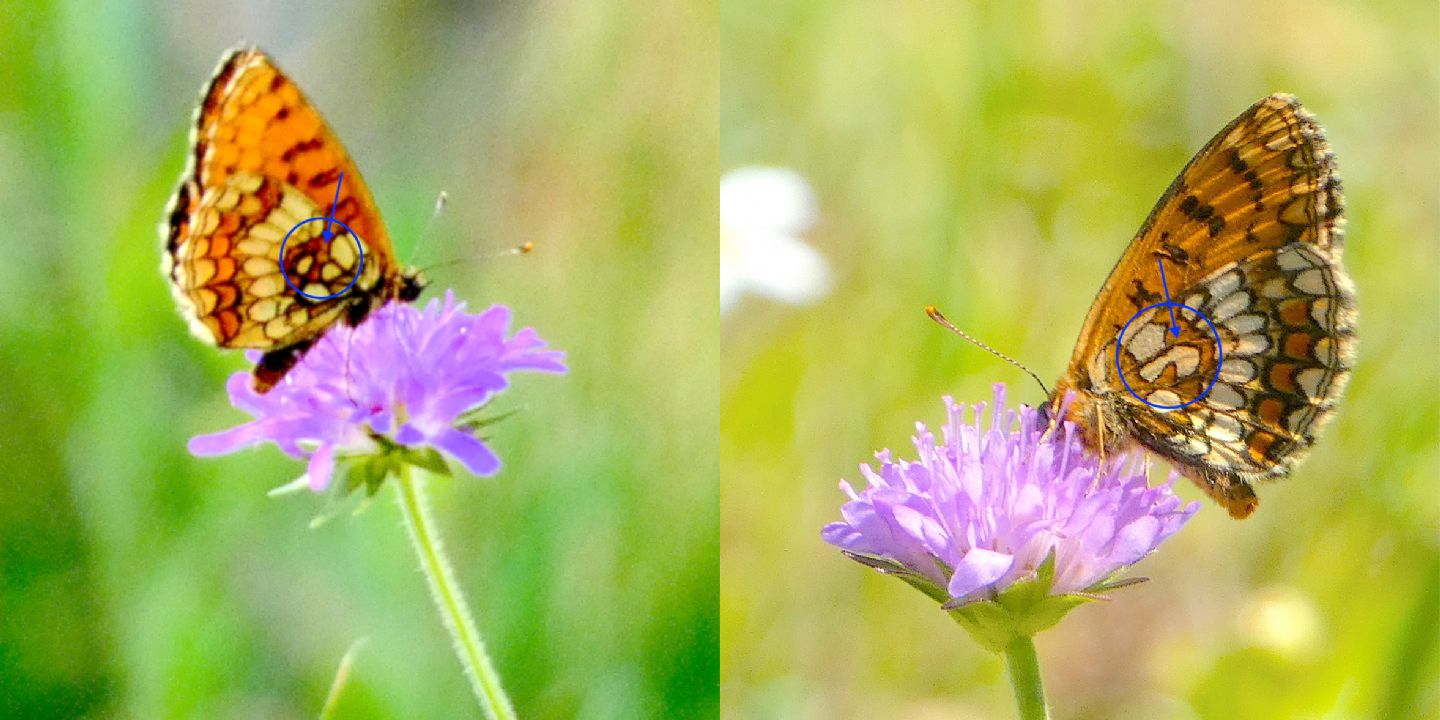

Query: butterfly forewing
<box><xmin>163</xmin><ymin>47</ymin><xmax>420</xmax><ymax>391</ymax></box>
<box><xmin>1051</xmin><ymin>94</ymin><xmax>1356</xmax><ymax>519</ymax></box>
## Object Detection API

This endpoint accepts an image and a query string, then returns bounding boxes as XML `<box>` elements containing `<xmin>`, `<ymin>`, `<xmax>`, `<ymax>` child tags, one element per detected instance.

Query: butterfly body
<box><xmin>1047</xmin><ymin>94</ymin><xmax>1356</xmax><ymax>519</ymax></box>
<box><xmin>164</xmin><ymin>48</ymin><xmax>423</xmax><ymax>391</ymax></box>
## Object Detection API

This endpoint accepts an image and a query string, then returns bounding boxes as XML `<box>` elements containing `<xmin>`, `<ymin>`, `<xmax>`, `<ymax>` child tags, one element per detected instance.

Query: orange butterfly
<box><xmin>1046</xmin><ymin>94</ymin><xmax>1356</xmax><ymax>519</ymax></box>
<box><xmin>163</xmin><ymin>47</ymin><xmax>423</xmax><ymax>391</ymax></box>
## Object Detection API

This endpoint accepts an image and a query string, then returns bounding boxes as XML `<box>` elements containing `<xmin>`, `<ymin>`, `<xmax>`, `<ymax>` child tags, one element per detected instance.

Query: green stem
<box><xmin>1004</xmin><ymin>635</ymin><xmax>1050</xmax><ymax>720</ymax></box>
<box><xmin>394</xmin><ymin>465</ymin><xmax>517</xmax><ymax>720</ymax></box>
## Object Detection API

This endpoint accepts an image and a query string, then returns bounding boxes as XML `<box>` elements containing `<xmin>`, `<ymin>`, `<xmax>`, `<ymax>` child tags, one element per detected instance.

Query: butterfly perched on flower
<box><xmin>163</xmin><ymin>47</ymin><xmax>424</xmax><ymax>392</ymax></box>
<box><xmin>1044</xmin><ymin>94</ymin><xmax>1355</xmax><ymax>519</ymax></box>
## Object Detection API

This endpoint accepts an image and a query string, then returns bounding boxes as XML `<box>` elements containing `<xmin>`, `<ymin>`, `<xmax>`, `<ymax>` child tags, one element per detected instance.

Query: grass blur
<box><xmin>721</xmin><ymin>2</ymin><xmax>1437</xmax><ymax>719</ymax></box>
<box><xmin>0</xmin><ymin>3</ymin><xmax>714</xmax><ymax>718</ymax></box>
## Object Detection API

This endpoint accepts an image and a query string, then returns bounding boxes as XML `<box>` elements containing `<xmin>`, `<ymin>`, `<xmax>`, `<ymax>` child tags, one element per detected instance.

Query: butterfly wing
<box><xmin>163</xmin><ymin>47</ymin><xmax>398</xmax><ymax>351</ymax></box>
<box><xmin>1055</xmin><ymin>94</ymin><xmax>1357</xmax><ymax>518</ymax></box>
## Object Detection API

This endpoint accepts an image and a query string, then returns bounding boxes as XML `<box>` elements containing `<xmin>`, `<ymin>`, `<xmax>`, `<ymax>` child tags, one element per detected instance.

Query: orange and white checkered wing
<box><xmin>1051</xmin><ymin>94</ymin><xmax>1356</xmax><ymax>518</ymax></box>
<box><xmin>163</xmin><ymin>47</ymin><xmax>401</xmax><ymax>350</ymax></box>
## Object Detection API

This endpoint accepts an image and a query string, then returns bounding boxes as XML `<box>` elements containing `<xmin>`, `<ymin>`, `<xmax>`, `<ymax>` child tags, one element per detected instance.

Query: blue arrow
<box><xmin>323</xmin><ymin>172</ymin><xmax>345</xmax><ymax>242</ymax></box>
<box><xmin>1157</xmin><ymin>257</ymin><xmax>1180</xmax><ymax>337</ymax></box>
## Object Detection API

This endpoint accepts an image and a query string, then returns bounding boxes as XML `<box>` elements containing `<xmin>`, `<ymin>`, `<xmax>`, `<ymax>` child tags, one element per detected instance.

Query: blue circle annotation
<box><xmin>1114</xmin><ymin>301</ymin><xmax>1224</xmax><ymax>410</ymax></box>
<box><xmin>278</xmin><ymin>216</ymin><xmax>366</xmax><ymax>301</ymax></box>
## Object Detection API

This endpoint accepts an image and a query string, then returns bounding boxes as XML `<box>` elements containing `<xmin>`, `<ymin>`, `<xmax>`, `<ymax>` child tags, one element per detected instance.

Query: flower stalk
<box><xmin>394</xmin><ymin>463</ymin><xmax>516</xmax><ymax>720</ymax></box>
<box><xmin>1003</xmin><ymin>635</ymin><xmax>1050</xmax><ymax>720</ymax></box>
<box><xmin>188</xmin><ymin>292</ymin><xmax>563</xmax><ymax>718</ymax></box>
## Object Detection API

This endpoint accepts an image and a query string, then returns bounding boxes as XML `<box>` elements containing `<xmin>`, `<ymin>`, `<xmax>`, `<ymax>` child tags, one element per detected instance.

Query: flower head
<box><xmin>190</xmin><ymin>291</ymin><xmax>566</xmax><ymax>492</ymax></box>
<box><xmin>720</xmin><ymin>166</ymin><xmax>831</xmax><ymax>313</ymax></box>
<box><xmin>823</xmin><ymin>384</ymin><xmax>1196</xmax><ymax>645</ymax></box>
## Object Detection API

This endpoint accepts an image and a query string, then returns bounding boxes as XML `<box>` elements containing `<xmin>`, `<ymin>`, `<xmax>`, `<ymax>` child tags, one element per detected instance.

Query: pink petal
<box><xmin>948</xmin><ymin>547</ymin><xmax>1015</xmax><ymax>598</ymax></box>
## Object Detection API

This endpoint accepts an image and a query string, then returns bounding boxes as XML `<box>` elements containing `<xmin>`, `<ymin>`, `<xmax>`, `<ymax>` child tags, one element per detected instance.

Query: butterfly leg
<box><xmin>253</xmin><ymin>338</ymin><xmax>317</xmax><ymax>393</ymax></box>
<box><xmin>1094</xmin><ymin>412</ymin><xmax>1108</xmax><ymax>475</ymax></box>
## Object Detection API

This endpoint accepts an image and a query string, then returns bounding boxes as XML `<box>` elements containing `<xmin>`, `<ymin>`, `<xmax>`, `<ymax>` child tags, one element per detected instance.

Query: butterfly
<box><xmin>163</xmin><ymin>47</ymin><xmax>424</xmax><ymax>392</ymax></box>
<box><xmin>1045</xmin><ymin>93</ymin><xmax>1355</xmax><ymax>519</ymax></box>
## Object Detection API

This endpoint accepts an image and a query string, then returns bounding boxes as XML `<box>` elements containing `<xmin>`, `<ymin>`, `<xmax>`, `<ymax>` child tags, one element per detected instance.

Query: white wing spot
<box><xmin>249</xmin><ymin>274</ymin><xmax>285</xmax><ymax>298</ymax></box>
<box><xmin>190</xmin><ymin>258</ymin><xmax>216</xmax><ymax>286</ymax></box>
<box><xmin>1275</xmin><ymin>244</ymin><xmax>1316</xmax><ymax>272</ymax></box>
<box><xmin>213</xmin><ymin>187</ymin><xmax>240</xmax><ymax>210</ymax></box>
<box><xmin>270</xmin><ymin>206</ymin><xmax>299</xmax><ymax>230</ymax></box>
<box><xmin>264</xmin><ymin>317</ymin><xmax>292</xmax><ymax>338</ymax></box>
<box><xmin>248</xmin><ymin>297</ymin><xmax>279</xmax><ymax>322</ymax></box>
<box><xmin>1139</xmin><ymin>345</ymin><xmax>1201</xmax><ymax>382</ymax></box>
<box><xmin>1295</xmin><ymin>367</ymin><xmax>1326</xmax><ymax>398</ymax></box>
<box><xmin>1147</xmin><ymin>389</ymin><xmax>1182</xmax><ymax>407</ymax></box>
<box><xmin>280</xmin><ymin>187</ymin><xmax>316</xmax><ymax>221</ymax></box>
<box><xmin>1212</xmin><ymin>291</ymin><xmax>1251</xmax><ymax>323</ymax></box>
<box><xmin>1206</xmin><ymin>271</ymin><xmax>1242</xmax><ymax>300</ymax></box>
<box><xmin>1292</xmin><ymin>268</ymin><xmax>1328</xmax><ymax>295</ymax></box>
<box><xmin>331</xmin><ymin>236</ymin><xmax>357</xmax><ymax>267</ymax></box>
<box><xmin>248</xmin><ymin>222</ymin><xmax>283</xmax><ymax>244</ymax></box>
<box><xmin>1207</xmin><ymin>383</ymin><xmax>1246</xmax><ymax>410</ymax></box>
<box><xmin>1231</xmin><ymin>334</ymin><xmax>1272</xmax><ymax>357</ymax></box>
<box><xmin>1225</xmin><ymin>314</ymin><xmax>1266</xmax><ymax>335</ymax></box>
<box><xmin>237</xmin><ymin>237</ymin><xmax>273</xmax><ymax>257</ymax></box>
<box><xmin>242</xmin><ymin>257</ymin><xmax>274</xmax><ymax>277</ymax></box>
<box><xmin>231</xmin><ymin>172</ymin><xmax>264</xmax><ymax>193</ymax></box>
<box><xmin>1220</xmin><ymin>358</ymin><xmax>1257</xmax><ymax>383</ymax></box>
<box><xmin>1127</xmin><ymin>323</ymin><xmax>1167</xmax><ymax>362</ymax></box>
<box><xmin>1206</xmin><ymin>414</ymin><xmax>1243</xmax><ymax>443</ymax></box>
<box><xmin>1184</xmin><ymin>436</ymin><xmax>1209</xmax><ymax>457</ymax></box>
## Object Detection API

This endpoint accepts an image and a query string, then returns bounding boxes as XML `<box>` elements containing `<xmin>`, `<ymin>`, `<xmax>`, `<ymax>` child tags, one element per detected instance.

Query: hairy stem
<box><xmin>394</xmin><ymin>465</ymin><xmax>516</xmax><ymax>720</ymax></box>
<box><xmin>1004</xmin><ymin>635</ymin><xmax>1050</xmax><ymax>720</ymax></box>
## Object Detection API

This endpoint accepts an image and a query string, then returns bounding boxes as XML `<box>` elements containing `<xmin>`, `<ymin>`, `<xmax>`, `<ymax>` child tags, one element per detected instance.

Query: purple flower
<box><xmin>190</xmin><ymin>290</ymin><xmax>566</xmax><ymax>491</ymax></box>
<box><xmin>823</xmin><ymin>384</ymin><xmax>1197</xmax><ymax>608</ymax></box>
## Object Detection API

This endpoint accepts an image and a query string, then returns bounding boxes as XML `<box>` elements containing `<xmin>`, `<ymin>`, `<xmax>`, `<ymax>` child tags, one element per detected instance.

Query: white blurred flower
<box><xmin>720</xmin><ymin>166</ymin><xmax>831</xmax><ymax>314</ymax></box>
<box><xmin>1239</xmin><ymin>586</ymin><xmax>1323</xmax><ymax>658</ymax></box>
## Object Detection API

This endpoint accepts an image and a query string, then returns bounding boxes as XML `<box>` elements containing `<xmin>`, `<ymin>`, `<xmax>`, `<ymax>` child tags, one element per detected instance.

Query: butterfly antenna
<box><xmin>415</xmin><ymin>242</ymin><xmax>534</xmax><ymax>277</ymax></box>
<box><xmin>925</xmin><ymin>305</ymin><xmax>1050</xmax><ymax>397</ymax></box>
<box><xmin>405</xmin><ymin>190</ymin><xmax>450</xmax><ymax>268</ymax></box>
<box><xmin>409</xmin><ymin>190</ymin><xmax>535</xmax><ymax>275</ymax></box>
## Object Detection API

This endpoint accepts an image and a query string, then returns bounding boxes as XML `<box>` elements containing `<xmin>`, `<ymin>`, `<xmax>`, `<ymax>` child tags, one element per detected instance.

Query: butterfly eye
<box><xmin>1036</xmin><ymin>400</ymin><xmax>1051</xmax><ymax>425</ymax></box>
<box><xmin>399</xmin><ymin>273</ymin><xmax>427</xmax><ymax>302</ymax></box>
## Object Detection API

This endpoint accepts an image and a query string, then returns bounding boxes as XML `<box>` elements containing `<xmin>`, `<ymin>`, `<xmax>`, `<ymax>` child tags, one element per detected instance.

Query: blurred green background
<box><xmin>0</xmin><ymin>2</ymin><xmax>714</xmax><ymax>718</ymax></box>
<box><xmin>722</xmin><ymin>2</ymin><xmax>1436</xmax><ymax>719</ymax></box>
